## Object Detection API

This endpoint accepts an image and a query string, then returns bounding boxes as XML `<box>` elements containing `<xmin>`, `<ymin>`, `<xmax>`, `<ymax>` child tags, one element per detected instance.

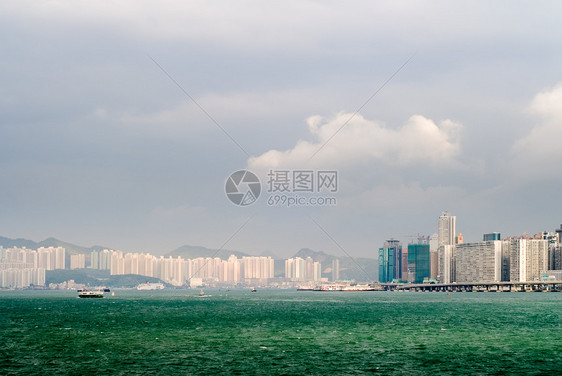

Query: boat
<box><xmin>341</xmin><ymin>284</ymin><xmax>377</xmax><ymax>292</ymax></box>
<box><xmin>251</xmin><ymin>287</ymin><xmax>257</xmax><ymax>292</ymax></box>
<box><xmin>199</xmin><ymin>290</ymin><xmax>205</xmax><ymax>297</ymax></box>
<box><xmin>297</xmin><ymin>285</ymin><xmax>317</xmax><ymax>291</ymax></box>
<box><xmin>78</xmin><ymin>290</ymin><xmax>104</xmax><ymax>298</ymax></box>
<box><xmin>298</xmin><ymin>283</ymin><xmax>381</xmax><ymax>292</ymax></box>
<box><xmin>136</xmin><ymin>282</ymin><xmax>165</xmax><ymax>290</ymax></box>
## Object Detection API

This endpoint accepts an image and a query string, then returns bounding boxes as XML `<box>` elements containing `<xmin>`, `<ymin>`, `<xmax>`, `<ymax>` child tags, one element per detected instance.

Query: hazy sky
<box><xmin>2</xmin><ymin>1</ymin><xmax>562</xmax><ymax>257</ymax></box>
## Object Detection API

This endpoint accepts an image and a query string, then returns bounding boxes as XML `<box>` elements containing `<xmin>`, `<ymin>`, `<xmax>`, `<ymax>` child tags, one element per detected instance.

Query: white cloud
<box><xmin>512</xmin><ymin>83</ymin><xmax>562</xmax><ymax>172</ymax></box>
<box><xmin>248</xmin><ymin>112</ymin><xmax>463</xmax><ymax>170</ymax></box>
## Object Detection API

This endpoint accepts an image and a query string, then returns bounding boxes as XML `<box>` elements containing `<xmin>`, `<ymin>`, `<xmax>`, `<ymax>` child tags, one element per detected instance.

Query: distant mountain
<box><xmin>294</xmin><ymin>248</ymin><xmax>334</xmax><ymax>263</ymax></box>
<box><xmin>0</xmin><ymin>235</ymin><xmax>110</xmax><ymax>257</ymax></box>
<box><xmin>259</xmin><ymin>249</ymin><xmax>281</xmax><ymax>259</ymax></box>
<box><xmin>165</xmin><ymin>245</ymin><xmax>250</xmax><ymax>259</ymax></box>
<box><xmin>0</xmin><ymin>236</ymin><xmax>39</xmax><ymax>249</ymax></box>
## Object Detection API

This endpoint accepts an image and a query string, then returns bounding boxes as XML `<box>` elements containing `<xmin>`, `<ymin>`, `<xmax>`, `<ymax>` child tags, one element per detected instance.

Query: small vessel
<box><xmin>199</xmin><ymin>290</ymin><xmax>205</xmax><ymax>297</ymax></box>
<box><xmin>78</xmin><ymin>290</ymin><xmax>103</xmax><ymax>298</ymax></box>
<box><xmin>297</xmin><ymin>285</ymin><xmax>316</xmax><ymax>291</ymax></box>
<box><xmin>136</xmin><ymin>282</ymin><xmax>165</xmax><ymax>290</ymax></box>
<box><xmin>251</xmin><ymin>287</ymin><xmax>257</xmax><ymax>292</ymax></box>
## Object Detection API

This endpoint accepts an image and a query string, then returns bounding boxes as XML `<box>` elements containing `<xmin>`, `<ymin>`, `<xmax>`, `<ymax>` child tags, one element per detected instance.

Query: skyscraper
<box><xmin>378</xmin><ymin>239</ymin><xmax>402</xmax><ymax>283</ymax></box>
<box><xmin>438</xmin><ymin>212</ymin><xmax>456</xmax><ymax>283</ymax></box>
<box><xmin>429</xmin><ymin>233</ymin><xmax>439</xmax><ymax>279</ymax></box>
<box><xmin>509</xmin><ymin>239</ymin><xmax>548</xmax><ymax>282</ymax></box>
<box><xmin>331</xmin><ymin>259</ymin><xmax>340</xmax><ymax>281</ymax></box>
<box><xmin>438</xmin><ymin>212</ymin><xmax>456</xmax><ymax>247</ymax></box>
<box><xmin>407</xmin><ymin>244</ymin><xmax>430</xmax><ymax>284</ymax></box>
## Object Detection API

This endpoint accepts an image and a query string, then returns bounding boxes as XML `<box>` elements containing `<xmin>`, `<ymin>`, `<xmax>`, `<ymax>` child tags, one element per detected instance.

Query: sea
<box><xmin>1</xmin><ymin>289</ymin><xmax>560</xmax><ymax>375</ymax></box>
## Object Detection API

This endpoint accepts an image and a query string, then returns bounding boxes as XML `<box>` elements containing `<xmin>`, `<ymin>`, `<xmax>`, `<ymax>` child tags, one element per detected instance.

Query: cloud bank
<box><xmin>512</xmin><ymin>83</ymin><xmax>562</xmax><ymax>174</ymax></box>
<box><xmin>248</xmin><ymin>113</ymin><xmax>463</xmax><ymax>170</ymax></box>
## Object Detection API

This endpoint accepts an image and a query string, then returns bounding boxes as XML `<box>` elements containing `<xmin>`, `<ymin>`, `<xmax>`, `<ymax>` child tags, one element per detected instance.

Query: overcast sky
<box><xmin>2</xmin><ymin>1</ymin><xmax>562</xmax><ymax>258</ymax></box>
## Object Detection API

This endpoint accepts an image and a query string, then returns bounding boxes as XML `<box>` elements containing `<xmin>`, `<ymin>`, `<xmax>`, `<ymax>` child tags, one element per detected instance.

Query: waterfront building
<box><xmin>456</xmin><ymin>241</ymin><xmax>508</xmax><ymax>283</ymax></box>
<box><xmin>0</xmin><ymin>267</ymin><xmax>45</xmax><ymax>288</ymax></box>
<box><xmin>0</xmin><ymin>247</ymin><xmax>47</xmax><ymax>288</ymax></box>
<box><xmin>509</xmin><ymin>239</ymin><xmax>548</xmax><ymax>282</ymax></box>
<box><xmin>378</xmin><ymin>239</ymin><xmax>402</xmax><ymax>283</ymax></box>
<box><xmin>407</xmin><ymin>244</ymin><xmax>430</xmax><ymax>284</ymax></box>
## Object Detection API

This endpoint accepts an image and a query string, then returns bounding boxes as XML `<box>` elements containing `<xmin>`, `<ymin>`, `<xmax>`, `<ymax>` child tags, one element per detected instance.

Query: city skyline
<box><xmin>2</xmin><ymin>214</ymin><xmax>561</xmax><ymax>288</ymax></box>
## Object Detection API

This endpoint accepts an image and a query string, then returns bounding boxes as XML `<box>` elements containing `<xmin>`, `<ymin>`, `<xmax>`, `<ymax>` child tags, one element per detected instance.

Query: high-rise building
<box><xmin>456</xmin><ymin>241</ymin><xmax>508</xmax><ymax>283</ymax></box>
<box><xmin>285</xmin><ymin>257</ymin><xmax>320</xmax><ymax>282</ymax></box>
<box><xmin>407</xmin><ymin>244</ymin><xmax>430</xmax><ymax>284</ymax></box>
<box><xmin>438</xmin><ymin>212</ymin><xmax>456</xmax><ymax>247</ymax></box>
<box><xmin>378</xmin><ymin>239</ymin><xmax>402</xmax><ymax>283</ymax></box>
<box><xmin>91</xmin><ymin>249</ymin><xmax>112</xmax><ymax>270</ymax></box>
<box><xmin>429</xmin><ymin>233</ymin><xmax>439</xmax><ymax>280</ymax></box>
<box><xmin>70</xmin><ymin>254</ymin><xmax>85</xmax><ymax>270</ymax></box>
<box><xmin>550</xmin><ymin>244</ymin><xmax>562</xmax><ymax>270</ymax></box>
<box><xmin>483</xmin><ymin>232</ymin><xmax>501</xmax><ymax>241</ymax></box>
<box><xmin>331</xmin><ymin>259</ymin><xmax>339</xmax><ymax>281</ymax></box>
<box><xmin>242</xmin><ymin>256</ymin><xmax>275</xmax><ymax>281</ymax></box>
<box><xmin>509</xmin><ymin>239</ymin><xmax>548</xmax><ymax>282</ymax></box>
<box><xmin>401</xmin><ymin>247</ymin><xmax>409</xmax><ymax>281</ymax></box>
<box><xmin>438</xmin><ymin>212</ymin><xmax>456</xmax><ymax>283</ymax></box>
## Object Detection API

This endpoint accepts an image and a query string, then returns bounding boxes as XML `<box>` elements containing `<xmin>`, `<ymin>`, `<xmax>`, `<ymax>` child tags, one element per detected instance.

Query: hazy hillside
<box><xmin>0</xmin><ymin>236</ymin><xmax>108</xmax><ymax>256</ymax></box>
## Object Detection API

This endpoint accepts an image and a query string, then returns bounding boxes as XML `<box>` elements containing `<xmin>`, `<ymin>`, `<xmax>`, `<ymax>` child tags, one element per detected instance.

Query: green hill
<box><xmin>46</xmin><ymin>269</ymin><xmax>165</xmax><ymax>288</ymax></box>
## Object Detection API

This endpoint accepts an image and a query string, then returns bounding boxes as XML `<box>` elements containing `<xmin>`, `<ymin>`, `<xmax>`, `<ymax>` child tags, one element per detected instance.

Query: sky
<box><xmin>2</xmin><ymin>1</ymin><xmax>562</xmax><ymax>258</ymax></box>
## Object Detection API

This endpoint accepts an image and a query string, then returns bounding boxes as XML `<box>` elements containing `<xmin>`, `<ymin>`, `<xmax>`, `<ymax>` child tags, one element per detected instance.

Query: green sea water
<box><xmin>1</xmin><ymin>290</ymin><xmax>561</xmax><ymax>375</ymax></box>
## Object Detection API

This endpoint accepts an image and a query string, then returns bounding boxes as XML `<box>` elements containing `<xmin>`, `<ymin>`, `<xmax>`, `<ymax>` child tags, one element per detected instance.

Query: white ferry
<box><xmin>78</xmin><ymin>289</ymin><xmax>104</xmax><ymax>298</ymax></box>
<box><xmin>136</xmin><ymin>282</ymin><xmax>165</xmax><ymax>290</ymax></box>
